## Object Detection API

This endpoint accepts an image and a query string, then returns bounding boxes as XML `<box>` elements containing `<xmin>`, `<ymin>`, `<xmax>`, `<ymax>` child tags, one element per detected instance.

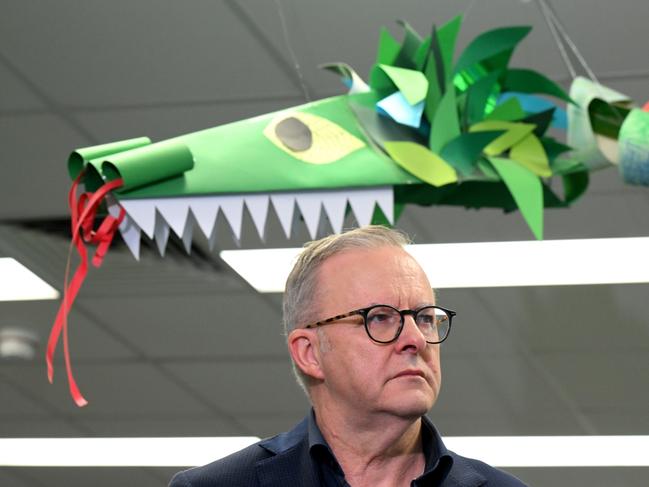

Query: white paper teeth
<box><xmin>244</xmin><ymin>194</ymin><xmax>270</xmax><ymax>240</ymax></box>
<box><xmin>153</xmin><ymin>213</ymin><xmax>170</xmax><ymax>256</ymax></box>
<box><xmin>120</xmin><ymin>199</ymin><xmax>157</xmax><ymax>239</ymax></box>
<box><xmin>116</xmin><ymin>187</ymin><xmax>393</xmax><ymax>259</ymax></box>
<box><xmin>269</xmin><ymin>193</ymin><xmax>296</xmax><ymax>238</ymax></box>
<box><xmin>295</xmin><ymin>194</ymin><xmax>324</xmax><ymax>239</ymax></box>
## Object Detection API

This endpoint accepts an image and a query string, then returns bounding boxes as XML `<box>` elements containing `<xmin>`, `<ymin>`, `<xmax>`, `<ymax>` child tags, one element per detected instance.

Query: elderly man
<box><xmin>170</xmin><ymin>226</ymin><xmax>526</xmax><ymax>486</ymax></box>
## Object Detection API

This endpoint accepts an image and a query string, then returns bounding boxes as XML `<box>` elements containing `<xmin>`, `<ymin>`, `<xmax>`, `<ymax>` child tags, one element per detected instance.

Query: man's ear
<box><xmin>287</xmin><ymin>328</ymin><xmax>325</xmax><ymax>381</ymax></box>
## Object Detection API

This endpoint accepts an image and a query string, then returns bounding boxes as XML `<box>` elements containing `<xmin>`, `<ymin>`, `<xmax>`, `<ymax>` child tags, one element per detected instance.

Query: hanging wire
<box><xmin>273</xmin><ymin>0</ymin><xmax>312</xmax><ymax>102</ymax></box>
<box><xmin>536</xmin><ymin>0</ymin><xmax>601</xmax><ymax>84</ymax></box>
<box><xmin>535</xmin><ymin>0</ymin><xmax>577</xmax><ymax>79</ymax></box>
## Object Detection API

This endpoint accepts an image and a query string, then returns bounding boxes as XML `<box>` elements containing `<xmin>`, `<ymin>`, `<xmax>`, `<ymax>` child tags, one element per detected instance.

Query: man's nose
<box><xmin>396</xmin><ymin>314</ymin><xmax>427</xmax><ymax>352</ymax></box>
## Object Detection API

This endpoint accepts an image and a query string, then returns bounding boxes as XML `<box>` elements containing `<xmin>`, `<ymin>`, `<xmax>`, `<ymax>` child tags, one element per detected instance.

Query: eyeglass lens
<box><xmin>365</xmin><ymin>306</ymin><xmax>450</xmax><ymax>343</ymax></box>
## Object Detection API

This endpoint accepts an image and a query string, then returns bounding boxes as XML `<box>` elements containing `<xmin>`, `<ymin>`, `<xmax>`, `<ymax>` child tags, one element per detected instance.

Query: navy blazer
<box><xmin>169</xmin><ymin>416</ymin><xmax>527</xmax><ymax>487</ymax></box>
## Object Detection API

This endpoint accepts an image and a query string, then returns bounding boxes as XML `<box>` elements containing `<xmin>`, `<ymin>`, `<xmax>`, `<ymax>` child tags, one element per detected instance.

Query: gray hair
<box><xmin>282</xmin><ymin>225</ymin><xmax>411</xmax><ymax>395</ymax></box>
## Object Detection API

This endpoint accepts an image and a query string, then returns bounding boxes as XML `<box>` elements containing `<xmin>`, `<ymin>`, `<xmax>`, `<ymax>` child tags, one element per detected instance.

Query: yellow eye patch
<box><xmin>264</xmin><ymin>112</ymin><xmax>365</xmax><ymax>164</ymax></box>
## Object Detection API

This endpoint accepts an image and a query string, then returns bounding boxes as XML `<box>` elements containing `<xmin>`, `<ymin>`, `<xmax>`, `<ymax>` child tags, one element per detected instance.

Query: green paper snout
<box><xmin>68</xmin><ymin>137</ymin><xmax>152</xmax><ymax>180</ymax></box>
<box><xmin>69</xmin><ymin>138</ymin><xmax>194</xmax><ymax>193</ymax></box>
<box><xmin>100</xmin><ymin>139</ymin><xmax>194</xmax><ymax>193</ymax></box>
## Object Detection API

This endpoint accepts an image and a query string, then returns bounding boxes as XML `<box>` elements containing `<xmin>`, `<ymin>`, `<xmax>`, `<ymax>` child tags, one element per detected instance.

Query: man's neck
<box><xmin>313</xmin><ymin>404</ymin><xmax>426</xmax><ymax>487</ymax></box>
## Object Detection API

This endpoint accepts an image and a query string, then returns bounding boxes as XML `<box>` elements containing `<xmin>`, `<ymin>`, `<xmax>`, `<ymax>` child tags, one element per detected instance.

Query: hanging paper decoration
<box><xmin>50</xmin><ymin>15</ymin><xmax>649</xmax><ymax>406</ymax></box>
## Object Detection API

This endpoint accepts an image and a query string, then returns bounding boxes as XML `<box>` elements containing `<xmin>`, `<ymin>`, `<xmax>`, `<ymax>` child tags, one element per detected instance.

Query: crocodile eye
<box><xmin>264</xmin><ymin>112</ymin><xmax>365</xmax><ymax>165</ymax></box>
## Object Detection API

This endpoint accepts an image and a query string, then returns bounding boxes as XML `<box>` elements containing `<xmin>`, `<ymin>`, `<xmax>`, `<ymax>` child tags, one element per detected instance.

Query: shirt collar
<box><xmin>306</xmin><ymin>410</ymin><xmax>453</xmax><ymax>480</ymax></box>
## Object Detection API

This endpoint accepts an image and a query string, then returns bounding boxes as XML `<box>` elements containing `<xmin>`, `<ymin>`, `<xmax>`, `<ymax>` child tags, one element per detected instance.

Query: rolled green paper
<box><xmin>99</xmin><ymin>139</ymin><xmax>195</xmax><ymax>193</ymax></box>
<box><xmin>68</xmin><ymin>137</ymin><xmax>151</xmax><ymax>180</ymax></box>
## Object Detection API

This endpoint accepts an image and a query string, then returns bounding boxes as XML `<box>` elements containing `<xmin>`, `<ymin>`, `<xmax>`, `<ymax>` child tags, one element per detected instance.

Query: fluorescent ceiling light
<box><xmin>220</xmin><ymin>237</ymin><xmax>649</xmax><ymax>292</ymax></box>
<box><xmin>1</xmin><ymin>436</ymin><xmax>648</xmax><ymax>467</ymax></box>
<box><xmin>0</xmin><ymin>437</ymin><xmax>260</xmax><ymax>467</ymax></box>
<box><xmin>0</xmin><ymin>258</ymin><xmax>59</xmax><ymax>301</ymax></box>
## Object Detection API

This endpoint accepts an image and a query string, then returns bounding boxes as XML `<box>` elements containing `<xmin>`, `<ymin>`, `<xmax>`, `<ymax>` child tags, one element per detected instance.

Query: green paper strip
<box><xmin>510</xmin><ymin>134</ymin><xmax>552</xmax><ymax>177</ymax></box>
<box><xmin>440</xmin><ymin>131</ymin><xmax>504</xmax><ymax>176</ymax></box>
<box><xmin>378</xmin><ymin>64</ymin><xmax>428</xmax><ymax>105</ymax></box>
<box><xmin>393</xmin><ymin>19</ymin><xmax>423</xmax><ymax>69</ymax></box>
<box><xmin>466</xmin><ymin>70</ymin><xmax>501</xmax><ymax>126</ymax></box>
<box><xmin>384</xmin><ymin>141</ymin><xmax>458</xmax><ymax>187</ymax></box>
<box><xmin>454</xmin><ymin>26</ymin><xmax>531</xmax><ymax>74</ymax></box>
<box><xmin>377</xmin><ymin>27</ymin><xmax>401</xmax><ymax>65</ymax></box>
<box><xmin>99</xmin><ymin>139</ymin><xmax>195</xmax><ymax>193</ymax></box>
<box><xmin>470</xmin><ymin>120</ymin><xmax>536</xmax><ymax>156</ymax></box>
<box><xmin>423</xmin><ymin>51</ymin><xmax>442</xmax><ymax>123</ymax></box>
<box><xmin>485</xmin><ymin>97</ymin><xmax>525</xmax><ymax>121</ymax></box>
<box><xmin>437</xmin><ymin>15</ymin><xmax>463</xmax><ymax>84</ymax></box>
<box><xmin>369</xmin><ymin>64</ymin><xmax>396</xmax><ymax>97</ymax></box>
<box><xmin>522</xmin><ymin>108</ymin><xmax>556</xmax><ymax>137</ymax></box>
<box><xmin>68</xmin><ymin>137</ymin><xmax>151</xmax><ymax>180</ymax></box>
<box><xmin>414</xmin><ymin>36</ymin><xmax>432</xmax><ymax>71</ymax></box>
<box><xmin>555</xmin><ymin>158</ymin><xmax>589</xmax><ymax>203</ymax></box>
<box><xmin>503</xmin><ymin>69</ymin><xmax>573</xmax><ymax>104</ymax></box>
<box><xmin>429</xmin><ymin>88</ymin><xmax>460</xmax><ymax>152</ymax></box>
<box><xmin>490</xmin><ymin>157</ymin><xmax>543</xmax><ymax>239</ymax></box>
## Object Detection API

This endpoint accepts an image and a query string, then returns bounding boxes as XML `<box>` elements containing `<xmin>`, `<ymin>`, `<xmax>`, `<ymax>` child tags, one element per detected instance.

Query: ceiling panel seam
<box><xmin>0</xmin><ymin>50</ymin><xmax>98</xmax><ymax>145</ymax></box>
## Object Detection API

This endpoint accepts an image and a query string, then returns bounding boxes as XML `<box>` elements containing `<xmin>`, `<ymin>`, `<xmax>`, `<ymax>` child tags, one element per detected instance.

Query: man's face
<box><xmin>312</xmin><ymin>246</ymin><xmax>441</xmax><ymax>421</ymax></box>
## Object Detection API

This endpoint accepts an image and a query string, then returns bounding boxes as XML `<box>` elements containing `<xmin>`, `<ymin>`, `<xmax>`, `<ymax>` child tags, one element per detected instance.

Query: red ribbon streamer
<box><xmin>47</xmin><ymin>173</ymin><xmax>125</xmax><ymax>407</ymax></box>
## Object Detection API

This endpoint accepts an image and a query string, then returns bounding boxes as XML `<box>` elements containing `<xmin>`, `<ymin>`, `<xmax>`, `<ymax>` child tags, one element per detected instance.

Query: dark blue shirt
<box><xmin>307</xmin><ymin>411</ymin><xmax>453</xmax><ymax>486</ymax></box>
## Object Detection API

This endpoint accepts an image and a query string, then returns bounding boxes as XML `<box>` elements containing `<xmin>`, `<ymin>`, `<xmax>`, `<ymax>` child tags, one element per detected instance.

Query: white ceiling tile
<box><xmin>82</xmin><ymin>293</ymin><xmax>285</xmax><ymax>359</ymax></box>
<box><xmin>165</xmin><ymin>360</ymin><xmax>310</xmax><ymax>415</ymax></box>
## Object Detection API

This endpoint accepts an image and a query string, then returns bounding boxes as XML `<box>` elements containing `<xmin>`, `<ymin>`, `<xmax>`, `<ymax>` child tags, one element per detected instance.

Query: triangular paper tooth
<box><xmin>189</xmin><ymin>197</ymin><xmax>220</xmax><ymax>240</ymax></box>
<box><xmin>321</xmin><ymin>193</ymin><xmax>348</xmax><ymax>234</ymax></box>
<box><xmin>181</xmin><ymin>213</ymin><xmax>194</xmax><ymax>254</ymax></box>
<box><xmin>296</xmin><ymin>193</ymin><xmax>324</xmax><ymax>240</ymax></box>
<box><xmin>270</xmin><ymin>193</ymin><xmax>296</xmax><ymax>238</ymax></box>
<box><xmin>218</xmin><ymin>196</ymin><xmax>245</xmax><ymax>242</ymax></box>
<box><xmin>208</xmin><ymin>225</ymin><xmax>218</xmax><ymax>251</ymax></box>
<box><xmin>107</xmin><ymin>198</ymin><xmax>142</xmax><ymax>260</ymax></box>
<box><xmin>121</xmin><ymin>199</ymin><xmax>157</xmax><ymax>238</ymax></box>
<box><xmin>156</xmin><ymin>199</ymin><xmax>190</xmax><ymax>238</ymax></box>
<box><xmin>244</xmin><ymin>194</ymin><xmax>270</xmax><ymax>240</ymax></box>
<box><xmin>348</xmin><ymin>189</ymin><xmax>378</xmax><ymax>226</ymax></box>
<box><xmin>154</xmin><ymin>213</ymin><xmax>170</xmax><ymax>257</ymax></box>
<box><xmin>374</xmin><ymin>187</ymin><xmax>394</xmax><ymax>224</ymax></box>
<box><xmin>118</xmin><ymin>213</ymin><xmax>142</xmax><ymax>260</ymax></box>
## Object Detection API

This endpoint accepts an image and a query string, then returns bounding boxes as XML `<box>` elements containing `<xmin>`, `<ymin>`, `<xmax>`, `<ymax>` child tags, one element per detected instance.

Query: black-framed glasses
<box><xmin>304</xmin><ymin>304</ymin><xmax>455</xmax><ymax>344</ymax></box>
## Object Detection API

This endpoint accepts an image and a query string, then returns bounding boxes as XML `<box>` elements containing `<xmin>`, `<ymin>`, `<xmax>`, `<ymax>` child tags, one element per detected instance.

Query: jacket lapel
<box><xmin>255</xmin><ymin>417</ymin><xmax>320</xmax><ymax>487</ymax></box>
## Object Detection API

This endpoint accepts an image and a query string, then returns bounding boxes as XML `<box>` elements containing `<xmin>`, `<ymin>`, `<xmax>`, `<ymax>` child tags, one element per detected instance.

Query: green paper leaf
<box><xmin>484</xmin><ymin>97</ymin><xmax>525</xmax><ymax>121</ymax></box>
<box><xmin>522</xmin><ymin>107</ymin><xmax>556</xmax><ymax>137</ymax></box>
<box><xmin>465</xmin><ymin>70</ymin><xmax>501</xmax><ymax>126</ymax></box>
<box><xmin>440</xmin><ymin>131</ymin><xmax>504</xmax><ymax>176</ymax></box>
<box><xmin>428</xmin><ymin>25</ymin><xmax>447</xmax><ymax>92</ymax></box>
<box><xmin>476</xmin><ymin>157</ymin><xmax>500</xmax><ymax>180</ymax></box>
<box><xmin>377</xmin><ymin>27</ymin><xmax>401</xmax><ymax>65</ymax></box>
<box><xmin>502</xmin><ymin>69</ymin><xmax>573</xmax><ymax>103</ymax></box>
<box><xmin>414</xmin><ymin>36</ymin><xmax>432</xmax><ymax>71</ymax></box>
<box><xmin>393</xmin><ymin>19</ymin><xmax>423</xmax><ymax>69</ymax></box>
<box><xmin>490</xmin><ymin>156</ymin><xmax>544</xmax><ymax>239</ymax></box>
<box><xmin>437</xmin><ymin>14</ymin><xmax>463</xmax><ymax>84</ymax></box>
<box><xmin>454</xmin><ymin>26</ymin><xmax>531</xmax><ymax>74</ymax></box>
<box><xmin>369</xmin><ymin>64</ymin><xmax>396</xmax><ymax>97</ymax></box>
<box><xmin>469</xmin><ymin>120</ymin><xmax>536</xmax><ymax>155</ymax></box>
<box><xmin>510</xmin><ymin>133</ymin><xmax>552</xmax><ymax>177</ymax></box>
<box><xmin>423</xmin><ymin>52</ymin><xmax>443</xmax><ymax>123</ymax></box>
<box><xmin>384</xmin><ymin>141</ymin><xmax>458</xmax><ymax>187</ymax></box>
<box><xmin>562</xmin><ymin>164</ymin><xmax>590</xmax><ymax>203</ymax></box>
<box><xmin>378</xmin><ymin>64</ymin><xmax>428</xmax><ymax>105</ymax></box>
<box><xmin>429</xmin><ymin>88</ymin><xmax>460</xmax><ymax>152</ymax></box>
<box><xmin>542</xmin><ymin>137</ymin><xmax>572</xmax><ymax>162</ymax></box>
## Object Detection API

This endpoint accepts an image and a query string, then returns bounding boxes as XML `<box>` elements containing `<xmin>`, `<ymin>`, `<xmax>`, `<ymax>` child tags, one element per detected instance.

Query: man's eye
<box><xmin>368</xmin><ymin>313</ymin><xmax>391</xmax><ymax>324</ymax></box>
